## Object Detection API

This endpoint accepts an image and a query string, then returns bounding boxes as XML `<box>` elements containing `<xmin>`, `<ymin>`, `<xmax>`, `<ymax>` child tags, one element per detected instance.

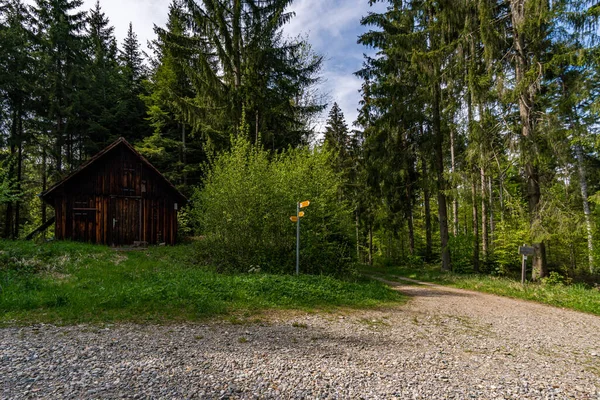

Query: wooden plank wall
<box><xmin>52</xmin><ymin>145</ymin><xmax>179</xmax><ymax>246</ymax></box>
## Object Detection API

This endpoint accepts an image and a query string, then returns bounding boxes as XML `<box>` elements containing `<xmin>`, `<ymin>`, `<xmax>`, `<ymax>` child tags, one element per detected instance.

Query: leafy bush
<box><xmin>542</xmin><ymin>271</ymin><xmax>572</xmax><ymax>286</ymax></box>
<box><xmin>493</xmin><ymin>219</ymin><xmax>529</xmax><ymax>275</ymax></box>
<box><xmin>191</xmin><ymin>137</ymin><xmax>355</xmax><ymax>275</ymax></box>
<box><xmin>448</xmin><ymin>234</ymin><xmax>475</xmax><ymax>274</ymax></box>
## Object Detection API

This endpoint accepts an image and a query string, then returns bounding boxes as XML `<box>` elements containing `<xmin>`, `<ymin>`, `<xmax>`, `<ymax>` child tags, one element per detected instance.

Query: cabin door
<box><xmin>72</xmin><ymin>199</ymin><xmax>97</xmax><ymax>243</ymax></box>
<box><xmin>110</xmin><ymin>196</ymin><xmax>141</xmax><ymax>246</ymax></box>
<box><xmin>72</xmin><ymin>210</ymin><xmax>96</xmax><ymax>243</ymax></box>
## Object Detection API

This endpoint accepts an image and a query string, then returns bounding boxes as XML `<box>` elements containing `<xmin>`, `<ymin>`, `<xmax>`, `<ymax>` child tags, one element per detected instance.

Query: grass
<box><xmin>0</xmin><ymin>240</ymin><xmax>404</xmax><ymax>326</ymax></box>
<box><xmin>362</xmin><ymin>264</ymin><xmax>600</xmax><ymax>316</ymax></box>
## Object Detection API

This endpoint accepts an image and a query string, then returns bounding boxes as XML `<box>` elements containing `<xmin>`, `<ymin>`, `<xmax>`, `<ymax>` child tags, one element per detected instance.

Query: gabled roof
<box><xmin>41</xmin><ymin>137</ymin><xmax>187</xmax><ymax>204</ymax></box>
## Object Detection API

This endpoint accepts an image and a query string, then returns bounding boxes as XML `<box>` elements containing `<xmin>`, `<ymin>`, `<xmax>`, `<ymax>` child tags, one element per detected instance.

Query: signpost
<box><xmin>291</xmin><ymin>200</ymin><xmax>310</xmax><ymax>275</ymax></box>
<box><xmin>519</xmin><ymin>245</ymin><xmax>534</xmax><ymax>284</ymax></box>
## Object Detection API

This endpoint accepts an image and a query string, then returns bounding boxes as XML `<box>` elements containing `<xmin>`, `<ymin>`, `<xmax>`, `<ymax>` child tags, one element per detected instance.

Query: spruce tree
<box><xmin>323</xmin><ymin>102</ymin><xmax>350</xmax><ymax>172</ymax></box>
<box><xmin>158</xmin><ymin>0</ymin><xmax>325</xmax><ymax>151</ymax></box>
<box><xmin>31</xmin><ymin>0</ymin><xmax>87</xmax><ymax>174</ymax></box>
<box><xmin>82</xmin><ymin>0</ymin><xmax>121</xmax><ymax>154</ymax></box>
<box><xmin>116</xmin><ymin>22</ymin><xmax>150</xmax><ymax>143</ymax></box>
<box><xmin>140</xmin><ymin>0</ymin><xmax>203</xmax><ymax>192</ymax></box>
<box><xmin>357</xmin><ymin>0</ymin><xmax>464</xmax><ymax>268</ymax></box>
<box><xmin>0</xmin><ymin>0</ymin><xmax>34</xmax><ymax>238</ymax></box>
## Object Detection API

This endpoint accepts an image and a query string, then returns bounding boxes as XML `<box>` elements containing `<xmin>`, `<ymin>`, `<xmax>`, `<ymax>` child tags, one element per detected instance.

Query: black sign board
<box><xmin>519</xmin><ymin>246</ymin><xmax>535</xmax><ymax>256</ymax></box>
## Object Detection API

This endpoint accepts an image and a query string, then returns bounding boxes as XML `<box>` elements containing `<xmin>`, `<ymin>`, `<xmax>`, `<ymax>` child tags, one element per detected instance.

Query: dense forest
<box><xmin>1</xmin><ymin>0</ymin><xmax>599</xmax><ymax>281</ymax></box>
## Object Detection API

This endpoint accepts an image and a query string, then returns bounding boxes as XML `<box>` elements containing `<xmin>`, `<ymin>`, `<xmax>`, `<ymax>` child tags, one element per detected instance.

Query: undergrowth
<box><xmin>0</xmin><ymin>240</ymin><xmax>403</xmax><ymax>325</ymax></box>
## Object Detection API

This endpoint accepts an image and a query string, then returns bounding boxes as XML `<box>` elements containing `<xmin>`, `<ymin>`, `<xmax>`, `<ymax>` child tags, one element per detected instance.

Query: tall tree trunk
<box><xmin>575</xmin><ymin>144</ymin><xmax>594</xmax><ymax>273</ymax></box>
<box><xmin>433</xmin><ymin>80</ymin><xmax>451</xmax><ymax>271</ymax></box>
<box><xmin>14</xmin><ymin>112</ymin><xmax>23</xmax><ymax>239</ymax></box>
<box><xmin>182</xmin><ymin>123</ymin><xmax>187</xmax><ymax>187</ymax></box>
<box><xmin>232</xmin><ymin>0</ymin><xmax>242</xmax><ymax>130</ymax></box>
<box><xmin>42</xmin><ymin>146</ymin><xmax>48</xmax><ymax>239</ymax></box>
<box><xmin>481</xmin><ymin>167</ymin><xmax>488</xmax><ymax>260</ymax></box>
<box><xmin>532</xmin><ymin>242</ymin><xmax>547</xmax><ymax>280</ymax></box>
<box><xmin>4</xmin><ymin>203</ymin><xmax>13</xmax><ymax>239</ymax></box>
<box><xmin>499</xmin><ymin>172</ymin><xmax>505</xmax><ymax>223</ymax></box>
<box><xmin>406</xmin><ymin>155</ymin><xmax>416</xmax><ymax>256</ymax></box>
<box><xmin>510</xmin><ymin>0</ymin><xmax>547</xmax><ymax>279</ymax></box>
<box><xmin>488</xmin><ymin>176</ymin><xmax>495</xmax><ymax>239</ymax></box>
<box><xmin>466</xmin><ymin>39</ymin><xmax>478</xmax><ymax>267</ymax></box>
<box><xmin>450</xmin><ymin>128</ymin><xmax>458</xmax><ymax>236</ymax></box>
<box><xmin>255</xmin><ymin>110</ymin><xmax>259</xmax><ymax>145</ymax></box>
<box><xmin>472</xmin><ymin>174</ymin><xmax>480</xmax><ymax>273</ymax></box>
<box><xmin>67</xmin><ymin>131</ymin><xmax>73</xmax><ymax>171</ymax></box>
<box><xmin>423</xmin><ymin>156</ymin><xmax>433</xmax><ymax>261</ymax></box>
<box><xmin>4</xmin><ymin>111</ymin><xmax>17</xmax><ymax>239</ymax></box>
<box><xmin>368</xmin><ymin>224</ymin><xmax>373</xmax><ymax>267</ymax></box>
<box><xmin>356</xmin><ymin>211</ymin><xmax>361</xmax><ymax>262</ymax></box>
<box><xmin>56</xmin><ymin>117</ymin><xmax>63</xmax><ymax>174</ymax></box>
<box><xmin>406</xmin><ymin>192</ymin><xmax>415</xmax><ymax>256</ymax></box>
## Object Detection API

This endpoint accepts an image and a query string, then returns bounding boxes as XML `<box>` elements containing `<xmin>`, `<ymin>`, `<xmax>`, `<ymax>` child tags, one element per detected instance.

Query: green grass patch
<box><xmin>0</xmin><ymin>241</ymin><xmax>404</xmax><ymax>326</ymax></box>
<box><xmin>361</xmin><ymin>264</ymin><xmax>600</xmax><ymax>316</ymax></box>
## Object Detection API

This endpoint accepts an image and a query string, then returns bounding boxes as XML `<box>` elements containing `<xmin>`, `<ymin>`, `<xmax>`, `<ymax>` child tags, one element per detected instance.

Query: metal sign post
<box><xmin>519</xmin><ymin>245</ymin><xmax>534</xmax><ymax>284</ymax></box>
<box><xmin>291</xmin><ymin>200</ymin><xmax>310</xmax><ymax>276</ymax></box>
<box><xmin>296</xmin><ymin>201</ymin><xmax>300</xmax><ymax>275</ymax></box>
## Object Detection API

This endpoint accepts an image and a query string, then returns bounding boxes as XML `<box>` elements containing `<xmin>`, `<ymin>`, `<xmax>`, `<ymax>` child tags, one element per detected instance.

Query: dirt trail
<box><xmin>1</xmin><ymin>279</ymin><xmax>599</xmax><ymax>399</ymax></box>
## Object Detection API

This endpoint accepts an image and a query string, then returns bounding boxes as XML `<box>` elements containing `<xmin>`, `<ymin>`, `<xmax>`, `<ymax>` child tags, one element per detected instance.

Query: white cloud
<box><xmin>286</xmin><ymin>0</ymin><xmax>367</xmax><ymax>46</ymax></box>
<box><xmin>284</xmin><ymin>0</ymin><xmax>384</xmax><ymax>130</ymax></box>
<box><xmin>321</xmin><ymin>72</ymin><xmax>364</xmax><ymax>128</ymax></box>
<box><xmin>23</xmin><ymin>0</ymin><xmax>169</xmax><ymax>51</ymax></box>
<box><xmin>93</xmin><ymin>0</ymin><xmax>168</xmax><ymax>51</ymax></box>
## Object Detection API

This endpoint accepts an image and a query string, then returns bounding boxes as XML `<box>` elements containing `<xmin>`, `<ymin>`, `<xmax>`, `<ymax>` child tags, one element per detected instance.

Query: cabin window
<box><xmin>122</xmin><ymin>164</ymin><xmax>137</xmax><ymax>194</ymax></box>
<box><xmin>73</xmin><ymin>199</ymin><xmax>97</xmax><ymax>216</ymax></box>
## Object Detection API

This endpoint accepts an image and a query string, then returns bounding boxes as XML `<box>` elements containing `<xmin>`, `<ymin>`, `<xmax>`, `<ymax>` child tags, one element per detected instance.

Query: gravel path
<box><xmin>2</xmin><ymin>280</ymin><xmax>599</xmax><ymax>399</ymax></box>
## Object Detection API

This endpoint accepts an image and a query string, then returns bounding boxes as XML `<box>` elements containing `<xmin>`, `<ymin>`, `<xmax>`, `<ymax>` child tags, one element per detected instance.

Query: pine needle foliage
<box><xmin>156</xmin><ymin>0</ymin><xmax>325</xmax><ymax>151</ymax></box>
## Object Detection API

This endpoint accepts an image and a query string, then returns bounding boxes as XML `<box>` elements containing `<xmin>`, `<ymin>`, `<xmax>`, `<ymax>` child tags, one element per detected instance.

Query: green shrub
<box><xmin>542</xmin><ymin>271</ymin><xmax>572</xmax><ymax>286</ymax></box>
<box><xmin>493</xmin><ymin>219</ymin><xmax>529</xmax><ymax>275</ymax></box>
<box><xmin>448</xmin><ymin>234</ymin><xmax>475</xmax><ymax>274</ymax></box>
<box><xmin>191</xmin><ymin>136</ymin><xmax>354</xmax><ymax>275</ymax></box>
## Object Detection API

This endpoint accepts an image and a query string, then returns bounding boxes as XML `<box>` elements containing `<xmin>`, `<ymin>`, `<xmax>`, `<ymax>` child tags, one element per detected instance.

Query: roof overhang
<box><xmin>40</xmin><ymin>137</ymin><xmax>187</xmax><ymax>205</ymax></box>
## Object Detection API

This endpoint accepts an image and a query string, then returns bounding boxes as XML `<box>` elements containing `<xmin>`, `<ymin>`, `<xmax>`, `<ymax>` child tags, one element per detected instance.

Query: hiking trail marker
<box><xmin>291</xmin><ymin>200</ymin><xmax>310</xmax><ymax>275</ymax></box>
<box><xmin>519</xmin><ymin>245</ymin><xmax>534</xmax><ymax>284</ymax></box>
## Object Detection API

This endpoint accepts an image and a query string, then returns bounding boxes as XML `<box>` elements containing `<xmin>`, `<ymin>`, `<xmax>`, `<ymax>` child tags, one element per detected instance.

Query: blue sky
<box><xmin>284</xmin><ymin>0</ymin><xmax>385</xmax><ymax>129</ymax></box>
<box><xmin>26</xmin><ymin>0</ymin><xmax>384</xmax><ymax>130</ymax></box>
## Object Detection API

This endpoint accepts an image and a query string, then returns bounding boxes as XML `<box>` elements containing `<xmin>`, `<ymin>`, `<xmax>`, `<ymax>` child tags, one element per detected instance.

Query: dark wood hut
<box><xmin>40</xmin><ymin>138</ymin><xmax>187</xmax><ymax>246</ymax></box>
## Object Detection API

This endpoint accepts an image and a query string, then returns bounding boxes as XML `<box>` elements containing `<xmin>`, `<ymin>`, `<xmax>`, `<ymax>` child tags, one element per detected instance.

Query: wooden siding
<box><xmin>49</xmin><ymin>143</ymin><xmax>181</xmax><ymax>246</ymax></box>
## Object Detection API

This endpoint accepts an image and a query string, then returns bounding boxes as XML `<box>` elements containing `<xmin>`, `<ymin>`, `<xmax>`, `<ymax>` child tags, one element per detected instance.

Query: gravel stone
<box><xmin>1</xmin><ymin>282</ymin><xmax>599</xmax><ymax>399</ymax></box>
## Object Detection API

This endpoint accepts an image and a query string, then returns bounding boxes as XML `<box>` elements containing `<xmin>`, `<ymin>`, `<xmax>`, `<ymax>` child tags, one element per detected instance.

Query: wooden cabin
<box><xmin>41</xmin><ymin>138</ymin><xmax>187</xmax><ymax>246</ymax></box>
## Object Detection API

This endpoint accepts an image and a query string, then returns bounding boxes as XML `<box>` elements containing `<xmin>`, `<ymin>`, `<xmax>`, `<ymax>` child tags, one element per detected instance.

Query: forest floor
<box><xmin>2</xmin><ymin>277</ymin><xmax>599</xmax><ymax>399</ymax></box>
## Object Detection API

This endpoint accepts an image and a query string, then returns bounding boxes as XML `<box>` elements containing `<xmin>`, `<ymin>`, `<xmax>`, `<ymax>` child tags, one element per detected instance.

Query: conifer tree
<box><xmin>358</xmin><ymin>0</ymin><xmax>466</xmax><ymax>269</ymax></box>
<box><xmin>159</xmin><ymin>0</ymin><xmax>325</xmax><ymax>150</ymax></box>
<box><xmin>0</xmin><ymin>0</ymin><xmax>34</xmax><ymax>238</ymax></box>
<box><xmin>140</xmin><ymin>0</ymin><xmax>203</xmax><ymax>192</ymax></box>
<box><xmin>31</xmin><ymin>0</ymin><xmax>87</xmax><ymax>174</ymax></box>
<box><xmin>82</xmin><ymin>0</ymin><xmax>121</xmax><ymax>154</ymax></box>
<box><xmin>116</xmin><ymin>22</ymin><xmax>150</xmax><ymax>143</ymax></box>
<box><xmin>323</xmin><ymin>102</ymin><xmax>350</xmax><ymax>173</ymax></box>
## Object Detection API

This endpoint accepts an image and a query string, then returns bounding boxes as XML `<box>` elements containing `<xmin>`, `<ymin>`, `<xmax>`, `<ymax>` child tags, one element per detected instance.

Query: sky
<box><xmin>27</xmin><ymin>0</ymin><xmax>384</xmax><ymax>131</ymax></box>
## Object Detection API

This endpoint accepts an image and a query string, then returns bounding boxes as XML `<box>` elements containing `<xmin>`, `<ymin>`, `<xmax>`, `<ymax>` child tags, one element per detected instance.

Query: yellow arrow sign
<box><xmin>299</xmin><ymin>200</ymin><xmax>310</xmax><ymax>208</ymax></box>
<box><xmin>290</xmin><ymin>216</ymin><xmax>298</xmax><ymax>222</ymax></box>
<box><xmin>298</xmin><ymin>211</ymin><xmax>305</xmax><ymax>217</ymax></box>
